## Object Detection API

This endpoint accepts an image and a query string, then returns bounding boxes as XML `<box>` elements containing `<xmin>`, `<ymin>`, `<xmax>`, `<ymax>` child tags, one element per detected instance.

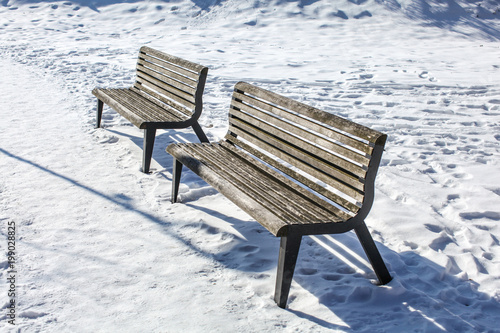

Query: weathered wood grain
<box><xmin>92</xmin><ymin>47</ymin><xmax>209</xmax><ymax>173</ymax></box>
<box><xmin>234</xmin><ymin>82</ymin><xmax>383</xmax><ymax>143</ymax></box>
<box><xmin>140</xmin><ymin>46</ymin><xmax>206</xmax><ymax>73</ymax></box>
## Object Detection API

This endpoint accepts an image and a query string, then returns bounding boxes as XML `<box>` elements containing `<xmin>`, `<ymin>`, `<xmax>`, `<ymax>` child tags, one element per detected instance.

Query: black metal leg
<box><xmin>96</xmin><ymin>99</ymin><xmax>103</xmax><ymax>128</ymax></box>
<box><xmin>142</xmin><ymin>128</ymin><xmax>156</xmax><ymax>173</ymax></box>
<box><xmin>192</xmin><ymin>121</ymin><xmax>209</xmax><ymax>143</ymax></box>
<box><xmin>171</xmin><ymin>159</ymin><xmax>183</xmax><ymax>203</ymax></box>
<box><xmin>354</xmin><ymin>222</ymin><xmax>392</xmax><ymax>285</ymax></box>
<box><xmin>274</xmin><ymin>233</ymin><xmax>302</xmax><ymax>308</ymax></box>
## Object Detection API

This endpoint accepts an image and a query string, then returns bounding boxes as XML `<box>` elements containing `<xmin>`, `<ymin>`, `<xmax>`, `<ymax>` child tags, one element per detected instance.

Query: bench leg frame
<box><xmin>274</xmin><ymin>223</ymin><xmax>391</xmax><ymax>309</ymax></box>
<box><xmin>274</xmin><ymin>233</ymin><xmax>302</xmax><ymax>308</ymax></box>
<box><xmin>355</xmin><ymin>221</ymin><xmax>392</xmax><ymax>285</ymax></box>
<box><xmin>143</xmin><ymin>128</ymin><xmax>157</xmax><ymax>174</ymax></box>
<box><xmin>171</xmin><ymin>159</ymin><xmax>183</xmax><ymax>203</ymax></box>
<box><xmin>142</xmin><ymin>123</ymin><xmax>205</xmax><ymax>174</ymax></box>
<box><xmin>96</xmin><ymin>99</ymin><xmax>103</xmax><ymax>128</ymax></box>
<box><xmin>192</xmin><ymin>121</ymin><xmax>209</xmax><ymax>143</ymax></box>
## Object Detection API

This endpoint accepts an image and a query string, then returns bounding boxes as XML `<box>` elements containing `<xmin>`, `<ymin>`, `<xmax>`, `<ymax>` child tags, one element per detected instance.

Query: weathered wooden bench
<box><xmin>167</xmin><ymin>82</ymin><xmax>392</xmax><ymax>308</ymax></box>
<box><xmin>92</xmin><ymin>46</ymin><xmax>209</xmax><ymax>173</ymax></box>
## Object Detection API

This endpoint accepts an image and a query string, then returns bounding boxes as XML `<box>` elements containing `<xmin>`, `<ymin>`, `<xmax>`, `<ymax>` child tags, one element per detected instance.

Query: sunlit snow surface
<box><xmin>1</xmin><ymin>0</ymin><xmax>500</xmax><ymax>331</ymax></box>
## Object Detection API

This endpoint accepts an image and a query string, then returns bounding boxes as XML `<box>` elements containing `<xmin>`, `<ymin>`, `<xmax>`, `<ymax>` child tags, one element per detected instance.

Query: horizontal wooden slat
<box><xmin>230</xmin><ymin>102</ymin><xmax>370</xmax><ymax>171</ymax></box>
<box><xmin>137</xmin><ymin>67</ymin><xmax>196</xmax><ymax>98</ymax></box>
<box><xmin>228</xmin><ymin>121</ymin><xmax>365</xmax><ymax>202</ymax></box>
<box><xmin>140</xmin><ymin>46</ymin><xmax>205</xmax><ymax>74</ymax></box>
<box><xmin>92</xmin><ymin>88</ymin><xmax>188</xmax><ymax>127</ymax></box>
<box><xmin>199</xmin><ymin>144</ymin><xmax>339</xmax><ymax>222</ymax></box>
<box><xmin>93</xmin><ymin>88</ymin><xmax>145</xmax><ymax>128</ymax></box>
<box><xmin>176</xmin><ymin>145</ymin><xmax>302</xmax><ymax>226</ymax></box>
<box><xmin>169</xmin><ymin>143</ymin><xmax>352</xmax><ymax>231</ymax></box>
<box><xmin>132</xmin><ymin>47</ymin><xmax>207</xmax><ymax>123</ymax></box>
<box><xmin>135</xmin><ymin>75</ymin><xmax>196</xmax><ymax>105</ymax></box>
<box><xmin>187</xmin><ymin>144</ymin><xmax>328</xmax><ymax>223</ymax></box>
<box><xmin>219</xmin><ymin>141</ymin><xmax>355</xmax><ymax>219</ymax></box>
<box><xmin>130</xmin><ymin>86</ymin><xmax>193</xmax><ymax>117</ymax></box>
<box><xmin>232</xmin><ymin>92</ymin><xmax>373</xmax><ymax>157</ymax></box>
<box><xmin>168</xmin><ymin>146</ymin><xmax>289</xmax><ymax>236</ymax></box>
<box><xmin>229</xmin><ymin>113</ymin><xmax>366</xmax><ymax>192</ymax></box>
<box><xmin>138</xmin><ymin>53</ymin><xmax>200</xmax><ymax>81</ymax></box>
<box><xmin>234</xmin><ymin>82</ymin><xmax>384</xmax><ymax>144</ymax></box>
<box><xmin>222</xmin><ymin>138</ymin><xmax>361</xmax><ymax>214</ymax></box>
<box><xmin>103</xmin><ymin>89</ymin><xmax>183</xmax><ymax>122</ymax></box>
<box><xmin>137</xmin><ymin>58</ymin><xmax>198</xmax><ymax>88</ymax></box>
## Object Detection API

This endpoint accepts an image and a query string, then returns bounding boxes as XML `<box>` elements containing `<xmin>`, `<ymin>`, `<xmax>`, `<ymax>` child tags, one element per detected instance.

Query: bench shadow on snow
<box><xmin>3</xmin><ymin>140</ymin><xmax>499</xmax><ymax>331</ymax></box>
<box><xmin>119</xmin><ymin>128</ymin><xmax>500</xmax><ymax>331</ymax></box>
<box><xmin>186</xmin><ymin>203</ymin><xmax>500</xmax><ymax>331</ymax></box>
<box><xmin>182</xmin><ymin>203</ymin><xmax>500</xmax><ymax>331</ymax></box>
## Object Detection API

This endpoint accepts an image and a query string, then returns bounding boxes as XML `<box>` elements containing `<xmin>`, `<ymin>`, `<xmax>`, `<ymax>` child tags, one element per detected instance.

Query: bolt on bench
<box><xmin>92</xmin><ymin>46</ymin><xmax>209</xmax><ymax>173</ymax></box>
<box><xmin>167</xmin><ymin>82</ymin><xmax>392</xmax><ymax>308</ymax></box>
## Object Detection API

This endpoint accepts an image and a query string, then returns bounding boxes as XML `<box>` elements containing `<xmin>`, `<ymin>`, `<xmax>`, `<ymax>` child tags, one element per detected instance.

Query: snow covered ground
<box><xmin>1</xmin><ymin>0</ymin><xmax>500</xmax><ymax>331</ymax></box>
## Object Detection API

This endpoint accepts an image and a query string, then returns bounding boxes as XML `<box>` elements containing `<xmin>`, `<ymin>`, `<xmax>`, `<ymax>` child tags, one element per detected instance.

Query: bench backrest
<box><xmin>225</xmin><ymin>82</ymin><xmax>387</xmax><ymax>221</ymax></box>
<box><xmin>132</xmin><ymin>46</ymin><xmax>208</xmax><ymax>120</ymax></box>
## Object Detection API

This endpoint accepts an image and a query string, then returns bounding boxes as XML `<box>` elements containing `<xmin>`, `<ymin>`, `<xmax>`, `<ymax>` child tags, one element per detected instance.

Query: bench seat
<box><xmin>93</xmin><ymin>88</ymin><xmax>191</xmax><ymax>127</ymax></box>
<box><xmin>168</xmin><ymin>141</ymin><xmax>351</xmax><ymax>237</ymax></box>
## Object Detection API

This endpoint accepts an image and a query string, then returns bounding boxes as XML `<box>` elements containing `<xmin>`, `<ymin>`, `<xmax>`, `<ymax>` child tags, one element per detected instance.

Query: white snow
<box><xmin>1</xmin><ymin>0</ymin><xmax>500</xmax><ymax>331</ymax></box>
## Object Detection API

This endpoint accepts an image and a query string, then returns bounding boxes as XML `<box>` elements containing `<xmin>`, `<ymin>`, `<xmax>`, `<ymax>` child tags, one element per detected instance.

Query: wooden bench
<box><xmin>92</xmin><ymin>46</ymin><xmax>209</xmax><ymax>173</ymax></box>
<box><xmin>167</xmin><ymin>82</ymin><xmax>392</xmax><ymax>308</ymax></box>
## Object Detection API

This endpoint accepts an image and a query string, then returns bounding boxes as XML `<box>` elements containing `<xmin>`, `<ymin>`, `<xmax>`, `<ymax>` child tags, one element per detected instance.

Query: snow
<box><xmin>1</xmin><ymin>0</ymin><xmax>500</xmax><ymax>331</ymax></box>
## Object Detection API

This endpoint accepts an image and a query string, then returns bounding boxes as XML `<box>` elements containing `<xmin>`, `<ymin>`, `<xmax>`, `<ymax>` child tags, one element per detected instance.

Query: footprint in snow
<box><xmin>19</xmin><ymin>311</ymin><xmax>47</xmax><ymax>319</ymax></box>
<box><xmin>297</xmin><ymin>268</ymin><xmax>318</xmax><ymax>275</ymax></box>
<box><xmin>354</xmin><ymin>10</ymin><xmax>372</xmax><ymax>19</ymax></box>
<box><xmin>419</xmin><ymin>70</ymin><xmax>437</xmax><ymax>82</ymax></box>
<box><xmin>403</xmin><ymin>241</ymin><xmax>418</xmax><ymax>250</ymax></box>
<box><xmin>424</xmin><ymin>223</ymin><xmax>442</xmax><ymax>233</ymax></box>
<box><xmin>347</xmin><ymin>286</ymin><xmax>373</xmax><ymax>303</ymax></box>
<box><xmin>419</xmin><ymin>71</ymin><xmax>429</xmax><ymax>79</ymax></box>
<box><xmin>429</xmin><ymin>233</ymin><xmax>455</xmax><ymax>252</ymax></box>
<box><xmin>319</xmin><ymin>291</ymin><xmax>347</xmax><ymax>305</ymax></box>
<box><xmin>459</xmin><ymin>211</ymin><xmax>500</xmax><ymax>221</ymax></box>
<box><xmin>321</xmin><ymin>273</ymin><xmax>343</xmax><ymax>281</ymax></box>
<box><xmin>237</xmin><ymin>244</ymin><xmax>259</xmax><ymax>254</ymax></box>
<box><xmin>99</xmin><ymin>136</ymin><xmax>119</xmax><ymax>144</ymax></box>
